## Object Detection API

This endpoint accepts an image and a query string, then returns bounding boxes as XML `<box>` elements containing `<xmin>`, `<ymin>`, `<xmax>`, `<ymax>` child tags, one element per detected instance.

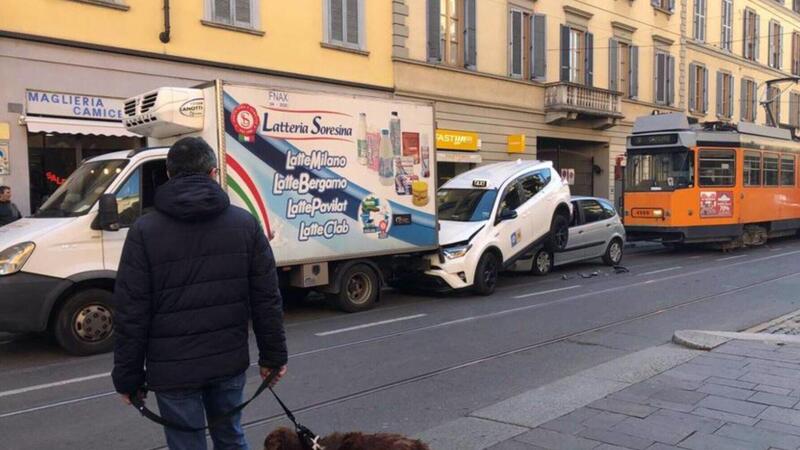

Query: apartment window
<box><xmin>699</xmin><ymin>150</ymin><xmax>735</xmax><ymax>187</ymax></box>
<box><xmin>650</xmin><ymin>0</ymin><xmax>675</xmax><ymax>13</ymax></box>
<box><xmin>744</xmin><ymin>152</ymin><xmax>762</xmax><ymax>186</ymax></box>
<box><xmin>716</xmin><ymin>72</ymin><xmax>734</xmax><ymax>119</ymax></box>
<box><xmin>782</xmin><ymin>155</ymin><xmax>796</xmax><ymax>186</ymax></box>
<box><xmin>693</xmin><ymin>0</ymin><xmax>706</xmax><ymax>42</ymax></box>
<box><xmin>207</xmin><ymin>0</ymin><xmax>258</xmax><ymax>29</ymax></box>
<box><xmin>769</xmin><ymin>20</ymin><xmax>783</xmax><ymax>69</ymax></box>
<box><xmin>609</xmin><ymin>39</ymin><xmax>638</xmax><ymax>98</ymax></box>
<box><xmin>795</xmin><ymin>0</ymin><xmax>800</xmax><ymax>13</ymax></box>
<box><xmin>325</xmin><ymin>0</ymin><xmax>364</xmax><ymax>49</ymax></box>
<box><xmin>767</xmin><ymin>86</ymin><xmax>782</xmax><ymax>126</ymax></box>
<box><xmin>743</xmin><ymin>9</ymin><xmax>760</xmax><ymax>61</ymax></box>
<box><xmin>560</xmin><ymin>25</ymin><xmax>593</xmax><ymax>86</ymax></box>
<box><xmin>764</xmin><ymin>154</ymin><xmax>780</xmax><ymax>186</ymax></box>
<box><xmin>427</xmin><ymin>0</ymin><xmax>476</xmax><ymax>69</ymax></box>
<box><xmin>509</xmin><ymin>9</ymin><xmax>529</xmax><ymax>78</ymax></box>
<box><xmin>741</xmin><ymin>79</ymin><xmax>758</xmax><ymax>122</ymax></box>
<box><xmin>654</xmin><ymin>51</ymin><xmax>675</xmax><ymax>105</ymax></box>
<box><xmin>793</xmin><ymin>33</ymin><xmax>800</xmax><ymax>76</ymax></box>
<box><xmin>689</xmin><ymin>63</ymin><xmax>708</xmax><ymax>114</ymax></box>
<box><xmin>791</xmin><ymin>92</ymin><xmax>800</xmax><ymax>127</ymax></box>
<box><xmin>721</xmin><ymin>0</ymin><xmax>733</xmax><ymax>51</ymax></box>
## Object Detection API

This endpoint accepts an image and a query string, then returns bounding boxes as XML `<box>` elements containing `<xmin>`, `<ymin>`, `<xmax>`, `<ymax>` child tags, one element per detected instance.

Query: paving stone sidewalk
<box><xmin>489</xmin><ymin>340</ymin><xmax>800</xmax><ymax>450</ymax></box>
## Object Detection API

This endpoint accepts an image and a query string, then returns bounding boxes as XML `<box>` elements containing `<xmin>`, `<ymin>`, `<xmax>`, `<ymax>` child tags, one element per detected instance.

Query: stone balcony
<box><xmin>544</xmin><ymin>82</ymin><xmax>624</xmax><ymax>129</ymax></box>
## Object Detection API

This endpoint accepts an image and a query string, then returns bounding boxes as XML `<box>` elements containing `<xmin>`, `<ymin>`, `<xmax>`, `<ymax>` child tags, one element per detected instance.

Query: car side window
<box><xmin>499</xmin><ymin>182</ymin><xmax>522</xmax><ymax>212</ymax></box>
<box><xmin>115</xmin><ymin>159</ymin><xmax>169</xmax><ymax>228</ymax></box>
<box><xmin>599</xmin><ymin>200</ymin><xmax>617</xmax><ymax>219</ymax></box>
<box><xmin>517</xmin><ymin>170</ymin><xmax>551</xmax><ymax>206</ymax></box>
<box><xmin>570</xmin><ymin>201</ymin><xmax>581</xmax><ymax>227</ymax></box>
<box><xmin>580</xmin><ymin>200</ymin><xmax>606</xmax><ymax>224</ymax></box>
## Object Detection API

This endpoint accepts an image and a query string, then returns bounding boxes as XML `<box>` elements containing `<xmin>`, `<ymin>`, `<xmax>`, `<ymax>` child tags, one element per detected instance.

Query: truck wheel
<box><xmin>473</xmin><ymin>251</ymin><xmax>499</xmax><ymax>296</ymax></box>
<box><xmin>53</xmin><ymin>289</ymin><xmax>115</xmax><ymax>356</ymax></box>
<box><xmin>331</xmin><ymin>264</ymin><xmax>379</xmax><ymax>313</ymax></box>
<box><xmin>545</xmin><ymin>213</ymin><xmax>570</xmax><ymax>252</ymax></box>
<box><xmin>531</xmin><ymin>249</ymin><xmax>553</xmax><ymax>276</ymax></box>
<box><xmin>602</xmin><ymin>238</ymin><xmax>624</xmax><ymax>266</ymax></box>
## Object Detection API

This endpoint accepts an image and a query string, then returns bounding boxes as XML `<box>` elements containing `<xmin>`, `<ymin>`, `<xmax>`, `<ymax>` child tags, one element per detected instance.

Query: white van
<box><xmin>425</xmin><ymin>160</ymin><xmax>572</xmax><ymax>295</ymax></box>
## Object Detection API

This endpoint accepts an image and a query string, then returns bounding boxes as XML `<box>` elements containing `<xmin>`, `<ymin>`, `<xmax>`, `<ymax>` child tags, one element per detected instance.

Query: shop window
<box><xmin>744</xmin><ymin>152</ymin><xmax>761</xmax><ymax>186</ymax></box>
<box><xmin>699</xmin><ymin>149</ymin><xmax>734</xmax><ymax>186</ymax></box>
<box><xmin>325</xmin><ymin>0</ymin><xmax>364</xmax><ymax>50</ymax></box>
<box><xmin>580</xmin><ymin>200</ymin><xmax>605</xmax><ymax>224</ymax></box>
<box><xmin>764</xmin><ymin>154</ymin><xmax>779</xmax><ymax>186</ymax></box>
<box><xmin>782</xmin><ymin>155</ymin><xmax>796</xmax><ymax>186</ymax></box>
<box><xmin>115</xmin><ymin>160</ymin><xmax>169</xmax><ymax>227</ymax></box>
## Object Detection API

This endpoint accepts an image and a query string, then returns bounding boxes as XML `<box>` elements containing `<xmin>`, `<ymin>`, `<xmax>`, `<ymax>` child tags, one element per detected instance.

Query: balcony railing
<box><xmin>544</xmin><ymin>82</ymin><xmax>624</xmax><ymax>120</ymax></box>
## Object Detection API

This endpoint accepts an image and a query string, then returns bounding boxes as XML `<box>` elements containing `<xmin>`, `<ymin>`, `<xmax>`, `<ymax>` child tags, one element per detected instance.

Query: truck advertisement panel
<box><xmin>221</xmin><ymin>85</ymin><xmax>437</xmax><ymax>266</ymax></box>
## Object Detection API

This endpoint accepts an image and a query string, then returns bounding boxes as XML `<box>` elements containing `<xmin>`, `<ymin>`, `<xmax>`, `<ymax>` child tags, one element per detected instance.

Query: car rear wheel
<box><xmin>473</xmin><ymin>251</ymin><xmax>500</xmax><ymax>296</ymax></box>
<box><xmin>602</xmin><ymin>238</ymin><xmax>624</xmax><ymax>266</ymax></box>
<box><xmin>545</xmin><ymin>213</ymin><xmax>570</xmax><ymax>252</ymax></box>
<box><xmin>53</xmin><ymin>288</ymin><xmax>115</xmax><ymax>356</ymax></box>
<box><xmin>531</xmin><ymin>248</ymin><xmax>553</xmax><ymax>276</ymax></box>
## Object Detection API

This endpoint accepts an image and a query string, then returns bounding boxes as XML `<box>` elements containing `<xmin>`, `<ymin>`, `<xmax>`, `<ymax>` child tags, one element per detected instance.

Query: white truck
<box><xmin>0</xmin><ymin>80</ymin><xmax>438</xmax><ymax>354</ymax></box>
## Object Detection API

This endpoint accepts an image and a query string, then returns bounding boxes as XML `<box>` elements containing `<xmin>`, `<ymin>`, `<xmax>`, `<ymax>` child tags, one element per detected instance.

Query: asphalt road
<box><xmin>2</xmin><ymin>241</ymin><xmax>800</xmax><ymax>449</ymax></box>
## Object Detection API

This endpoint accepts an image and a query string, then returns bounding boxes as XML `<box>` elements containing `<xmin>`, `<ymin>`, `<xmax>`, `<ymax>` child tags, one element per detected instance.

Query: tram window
<box><xmin>744</xmin><ymin>152</ymin><xmax>761</xmax><ymax>186</ymax></box>
<box><xmin>782</xmin><ymin>155</ymin><xmax>796</xmax><ymax>186</ymax></box>
<box><xmin>699</xmin><ymin>149</ymin><xmax>735</xmax><ymax>187</ymax></box>
<box><xmin>764</xmin><ymin>154</ymin><xmax>779</xmax><ymax>186</ymax></box>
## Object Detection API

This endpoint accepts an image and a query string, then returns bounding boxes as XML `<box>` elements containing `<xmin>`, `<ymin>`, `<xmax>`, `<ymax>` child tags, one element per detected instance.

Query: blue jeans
<box><xmin>155</xmin><ymin>371</ymin><xmax>250</xmax><ymax>450</ymax></box>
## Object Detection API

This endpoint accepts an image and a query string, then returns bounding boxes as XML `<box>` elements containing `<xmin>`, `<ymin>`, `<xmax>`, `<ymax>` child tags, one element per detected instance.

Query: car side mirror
<box><xmin>98</xmin><ymin>194</ymin><xmax>120</xmax><ymax>232</ymax></box>
<box><xmin>498</xmin><ymin>208</ymin><xmax>518</xmax><ymax>222</ymax></box>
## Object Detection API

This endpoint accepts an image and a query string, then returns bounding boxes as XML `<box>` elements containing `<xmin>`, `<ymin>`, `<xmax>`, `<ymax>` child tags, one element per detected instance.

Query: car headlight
<box><xmin>442</xmin><ymin>243</ymin><xmax>472</xmax><ymax>260</ymax></box>
<box><xmin>0</xmin><ymin>242</ymin><xmax>36</xmax><ymax>276</ymax></box>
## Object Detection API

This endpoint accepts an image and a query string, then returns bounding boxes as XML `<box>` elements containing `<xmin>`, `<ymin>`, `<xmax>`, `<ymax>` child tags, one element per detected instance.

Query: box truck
<box><xmin>0</xmin><ymin>80</ymin><xmax>437</xmax><ymax>354</ymax></box>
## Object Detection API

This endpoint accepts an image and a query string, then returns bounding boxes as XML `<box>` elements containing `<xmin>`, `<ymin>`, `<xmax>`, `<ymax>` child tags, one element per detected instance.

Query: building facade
<box><xmin>0</xmin><ymin>0</ymin><xmax>394</xmax><ymax>214</ymax></box>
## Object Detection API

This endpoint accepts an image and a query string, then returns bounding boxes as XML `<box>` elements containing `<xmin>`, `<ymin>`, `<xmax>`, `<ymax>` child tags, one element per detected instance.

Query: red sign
<box><xmin>45</xmin><ymin>171</ymin><xmax>66</xmax><ymax>186</ymax></box>
<box><xmin>231</xmin><ymin>103</ymin><xmax>259</xmax><ymax>143</ymax></box>
<box><xmin>700</xmin><ymin>191</ymin><xmax>733</xmax><ymax>218</ymax></box>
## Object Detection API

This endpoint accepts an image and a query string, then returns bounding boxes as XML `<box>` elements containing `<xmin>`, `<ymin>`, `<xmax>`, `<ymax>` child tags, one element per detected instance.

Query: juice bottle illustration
<box><xmin>357</xmin><ymin>113</ymin><xmax>368</xmax><ymax>165</ymax></box>
<box><xmin>379</xmin><ymin>128</ymin><xmax>394</xmax><ymax>185</ymax></box>
<box><xmin>420</xmin><ymin>133</ymin><xmax>431</xmax><ymax>178</ymax></box>
<box><xmin>367</xmin><ymin>129</ymin><xmax>381</xmax><ymax>171</ymax></box>
<box><xmin>390</xmin><ymin>111</ymin><xmax>402</xmax><ymax>157</ymax></box>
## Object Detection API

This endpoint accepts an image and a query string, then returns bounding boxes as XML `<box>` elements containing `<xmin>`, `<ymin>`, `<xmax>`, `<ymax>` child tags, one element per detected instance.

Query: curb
<box><xmin>672</xmin><ymin>329</ymin><xmax>800</xmax><ymax>350</ymax></box>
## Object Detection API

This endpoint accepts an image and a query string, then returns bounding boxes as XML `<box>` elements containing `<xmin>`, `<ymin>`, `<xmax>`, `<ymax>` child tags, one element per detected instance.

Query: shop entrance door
<box><xmin>536</xmin><ymin>138</ymin><xmax>599</xmax><ymax>197</ymax></box>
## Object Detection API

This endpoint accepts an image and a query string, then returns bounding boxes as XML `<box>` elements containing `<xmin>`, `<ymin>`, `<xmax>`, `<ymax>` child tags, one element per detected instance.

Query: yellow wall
<box><xmin>1</xmin><ymin>0</ymin><xmax>394</xmax><ymax>87</ymax></box>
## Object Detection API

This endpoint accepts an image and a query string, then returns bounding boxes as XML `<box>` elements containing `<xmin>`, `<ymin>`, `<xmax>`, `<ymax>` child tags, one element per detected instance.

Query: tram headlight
<box><xmin>652</xmin><ymin>209</ymin><xmax>664</xmax><ymax>218</ymax></box>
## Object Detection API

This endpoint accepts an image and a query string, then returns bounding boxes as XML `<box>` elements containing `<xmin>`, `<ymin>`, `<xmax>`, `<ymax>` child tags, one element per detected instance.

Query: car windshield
<box><xmin>437</xmin><ymin>188</ymin><xmax>498</xmax><ymax>222</ymax></box>
<box><xmin>625</xmin><ymin>148</ymin><xmax>694</xmax><ymax>192</ymax></box>
<box><xmin>35</xmin><ymin>159</ymin><xmax>129</xmax><ymax>218</ymax></box>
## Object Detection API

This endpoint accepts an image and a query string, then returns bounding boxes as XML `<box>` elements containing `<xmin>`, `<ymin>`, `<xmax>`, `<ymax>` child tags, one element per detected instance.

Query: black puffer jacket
<box><xmin>112</xmin><ymin>174</ymin><xmax>286</xmax><ymax>394</ymax></box>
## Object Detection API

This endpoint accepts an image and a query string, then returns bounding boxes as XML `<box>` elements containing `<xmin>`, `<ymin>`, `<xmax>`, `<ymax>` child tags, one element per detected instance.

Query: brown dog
<box><xmin>264</xmin><ymin>426</ymin><xmax>431</xmax><ymax>450</ymax></box>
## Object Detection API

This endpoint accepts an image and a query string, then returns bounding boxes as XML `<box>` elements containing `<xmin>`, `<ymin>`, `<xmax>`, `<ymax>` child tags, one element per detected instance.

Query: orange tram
<box><xmin>624</xmin><ymin>113</ymin><xmax>800</xmax><ymax>247</ymax></box>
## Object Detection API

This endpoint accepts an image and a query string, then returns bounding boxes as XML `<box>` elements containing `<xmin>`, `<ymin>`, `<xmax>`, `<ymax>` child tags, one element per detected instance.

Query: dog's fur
<box><xmin>264</xmin><ymin>427</ymin><xmax>430</xmax><ymax>450</ymax></box>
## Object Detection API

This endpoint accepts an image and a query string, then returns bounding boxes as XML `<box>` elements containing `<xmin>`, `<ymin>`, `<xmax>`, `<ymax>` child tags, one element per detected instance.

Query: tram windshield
<box><xmin>626</xmin><ymin>148</ymin><xmax>694</xmax><ymax>192</ymax></box>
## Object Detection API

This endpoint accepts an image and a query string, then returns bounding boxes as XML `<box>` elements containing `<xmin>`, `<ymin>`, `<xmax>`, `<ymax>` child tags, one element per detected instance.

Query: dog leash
<box><xmin>129</xmin><ymin>370</ymin><xmax>322</xmax><ymax>449</ymax></box>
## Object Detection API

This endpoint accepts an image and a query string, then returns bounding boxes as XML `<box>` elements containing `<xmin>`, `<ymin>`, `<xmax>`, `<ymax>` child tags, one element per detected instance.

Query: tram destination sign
<box><xmin>630</xmin><ymin>133</ymin><xmax>679</xmax><ymax>146</ymax></box>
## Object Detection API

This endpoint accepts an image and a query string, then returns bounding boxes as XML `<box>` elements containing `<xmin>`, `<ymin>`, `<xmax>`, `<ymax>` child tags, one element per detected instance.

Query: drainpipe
<box><xmin>159</xmin><ymin>0</ymin><xmax>171</xmax><ymax>43</ymax></box>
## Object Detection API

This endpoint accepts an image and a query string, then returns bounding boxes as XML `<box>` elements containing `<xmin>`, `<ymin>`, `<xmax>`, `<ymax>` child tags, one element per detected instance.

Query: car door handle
<box><xmin>578</xmin><ymin>230</ymin><xmax>584</xmax><ymax>234</ymax></box>
<box><xmin>606</xmin><ymin>224</ymin><xmax>612</xmax><ymax>227</ymax></box>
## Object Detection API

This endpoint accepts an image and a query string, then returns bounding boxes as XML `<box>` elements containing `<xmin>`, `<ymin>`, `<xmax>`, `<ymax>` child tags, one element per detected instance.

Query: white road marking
<box><xmin>770</xmin><ymin>247</ymin><xmax>785</xmax><ymax>252</ymax></box>
<box><xmin>640</xmin><ymin>266</ymin><xmax>683</xmax><ymax>276</ymax></box>
<box><xmin>0</xmin><ymin>372</ymin><xmax>110</xmax><ymax>398</ymax></box>
<box><xmin>716</xmin><ymin>254</ymin><xmax>747</xmax><ymax>262</ymax></box>
<box><xmin>688</xmin><ymin>255</ymin><xmax>704</xmax><ymax>259</ymax></box>
<box><xmin>513</xmin><ymin>285</ymin><xmax>582</xmax><ymax>299</ymax></box>
<box><xmin>314</xmin><ymin>314</ymin><xmax>427</xmax><ymax>336</ymax></box>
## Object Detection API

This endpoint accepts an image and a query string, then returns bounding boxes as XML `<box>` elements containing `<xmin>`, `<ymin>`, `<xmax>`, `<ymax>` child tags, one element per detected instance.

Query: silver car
<box><xmin>530</xmin><ymin>196</ymin><xmax>626</xmax><ymax>275</ymax></box>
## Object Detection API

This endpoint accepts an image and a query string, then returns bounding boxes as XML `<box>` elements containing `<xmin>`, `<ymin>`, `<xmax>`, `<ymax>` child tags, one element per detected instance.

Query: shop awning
<box><xmin>23</xmin><ymin>116</ymin><xmax>138</xmax><ymax>137</ymax></box>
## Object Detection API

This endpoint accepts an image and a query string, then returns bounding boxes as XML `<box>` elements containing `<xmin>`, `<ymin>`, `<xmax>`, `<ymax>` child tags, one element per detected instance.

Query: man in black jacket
<box><xmin>112</xmin><ymin>137</ymin><xmax>287</xmax><ymax>450</ymax></box>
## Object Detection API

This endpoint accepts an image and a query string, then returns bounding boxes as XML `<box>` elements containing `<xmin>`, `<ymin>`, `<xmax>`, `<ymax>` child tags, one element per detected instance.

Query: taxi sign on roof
<box><xmin>472</xmin><ymin>179</ymin><xmax>488</xmax><ymax>188</ymax></box>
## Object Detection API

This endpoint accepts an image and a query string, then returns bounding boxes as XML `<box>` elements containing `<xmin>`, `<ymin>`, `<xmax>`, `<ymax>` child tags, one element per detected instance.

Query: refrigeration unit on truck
<box><xmin>0</xmin><ymin>80</ymin><xmax>437</xmax><ymax>355</ymax></box>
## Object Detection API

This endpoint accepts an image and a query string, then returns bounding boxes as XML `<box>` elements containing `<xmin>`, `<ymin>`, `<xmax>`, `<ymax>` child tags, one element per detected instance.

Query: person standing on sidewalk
<box><xmin>112</xmin><ymin>137</ymin><xmax>287</xmax><ymax>450</ymax></box>
<box><xmin>0</xmin><ymin>186</ymin><xmax>22</xmax><ymax>226</ymax></box>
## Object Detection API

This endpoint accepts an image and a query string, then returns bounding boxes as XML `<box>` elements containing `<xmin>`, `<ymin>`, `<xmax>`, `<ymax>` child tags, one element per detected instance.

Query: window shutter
<box><xmin>779</xmin><ymin>24</ymin><xmax>784</xmax><ymax>70</ymax></box>
<box><xmin>752</xmin><ymin>82</ymin><xmax>759</xmax><ymax>122</ymax></box>
<box><xmin>630</xmin><ymin>45</ymin><xmax>639</xmax><ymax>98</ymax></box>
<box><xmin>728</xmin><ymin>75</ymin><xmax>734</xmax><ymax>118</ymax></box>
<box><xmin>743</xmin><ymin>12</ymin><xmax>750</xmax><ymax>57</ymax></box>
<box><xmin>214</xmin><ymin>0</ymin><xmax>231</xmax><ymax>23</ymax></box>
<box><xmin>234</xmin><ymin>0</ymin><xmax>250</xmax><ymax>25</ymax></box>
<box><xmin>667</xmin><ymin>55</ymin><xmax>675</xmax><ymax>105</ymax></box>
<box><xmin>532</xmin><ymin>14</ymin><xmax>546</xmax><ymax>79</ymax></box>
<box><xmin>741</xmin><ymin>80</ymin><xmax>748</xmax><ymax>120</ymax></box>
<box><xmin>465</xmin><ymin>0</ymin><xmax>477</xmax><ymax>70</ymax></box>
<box><xmin>427</xmin><ymin>0</ymin><xmax>441</xmax><ymax>62</ymax></box>
<box><xmin>702</xmin><ymin>67</ymin><xmax>709</xmax><ymax>113</ymax></box>
<box><xmin>510</xmin><ymin>10</ymin><xmax>522</xmax><ymax>76</ymax></box>
<box><xmin>776</xmin><ymin>91</ymin><xmax>782</xmax><ymax>124</ymax></box>
<box><xmin>345</xmin><ymin>0</ymin><xmax>359</xmax><ymax>45</ymax></box>
<box><xmin>755</xmin><ymin>15</ymin><xmax>760</xmax><ymax>61</ymax></box>
<box><xmin>689</xmin><ymin>64</ymin><xmax>697</xmax><ymax>111</ymax></box>
<box><xmin>790</xmin><ymin>94</ymin><xmax>798</xmax><ymax>127</ymax></box>
<box><xmin>608</xmin><ymin>38</ymin><xmax>618</xmax><ymax>92</ymax></box>
<box><xmin>654</xmin><ymin>53</ymin><xmax>663</xmax><ymax>103</ymax></box>
<box><xmin>560</xmin><ymin>25</ymin><xmax>570</xmax><ymax>82</ymax></box>
<box><xmin>716</xmin><ymin>72</ymin><xmax>723</xmax><ymax>116</ymax></box>
<box><xmin>330</xmin><ymin>0</ymin><xmax>344</xmax><ymax>42</ymax></box>
<box><xmin>668</xmin><ymin>0</ymin><xmax>675</xmax><ymax>11</ymax></box>
<box><xmin>794</xmin><ymin>34</ymin><xmax>799</xmax><ymax>75</ymax></box>
<box><xmin>651</xmin><ymin>0</ymin><xmax>659</xmax><ymax>6</ymax></box>
<box><xmin>585</xmin><ymin>32</ymin><xmax>594</xmax><ymax>87</ymax></box>
<box><xmin>693</xmin><ymin>1</ymin><xmax>699</xmax><ymax>39</ymax></box>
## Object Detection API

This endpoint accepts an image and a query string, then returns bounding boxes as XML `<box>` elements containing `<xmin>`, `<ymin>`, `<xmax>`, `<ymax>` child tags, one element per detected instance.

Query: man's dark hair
<box><xmin>166</xmin><ymin>137</ymin><xmax>217</xmax><ymax>177</ymax></box>
<box><xmin>0</xmin><ymin>186</ymin><xmax>9</xmax><ymax>195</ymax></box>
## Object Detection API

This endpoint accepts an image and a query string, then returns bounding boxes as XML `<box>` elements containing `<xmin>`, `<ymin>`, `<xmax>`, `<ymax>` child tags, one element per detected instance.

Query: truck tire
<box><xmin>330</xmin><ymin>264</ymin><xmax>379</xmax><ymax>313</ymax></box>
<box><xmin>602</xmin><ymin>238</ymin><xmax>624</xmax><ymax>266</ymax></box>
<box><xmin>473</xmin><ymin>251</ymin><xmax>500</xmax><ymax>296</ymax></box>
<box><xmin>545</xmin><ymin>213</ymin><xmax>570</xmax><ymax>252</ymax></box>
<box><xmin>531</xmin><ymin>248</ymin><xmax>553</xmax><ymax>276</ymax></box>
<box><xmin>53</xmin><ymin>288</ymin><xmax>115</xmax><ymax>356</ymax></box>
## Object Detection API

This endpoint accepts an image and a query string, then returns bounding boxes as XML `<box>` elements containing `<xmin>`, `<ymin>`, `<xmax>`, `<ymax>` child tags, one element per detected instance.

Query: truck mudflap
<box><xmin>0</xmin><ymin>272</ymin><xmax>72</xmax><ymax>333</ymax></box>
